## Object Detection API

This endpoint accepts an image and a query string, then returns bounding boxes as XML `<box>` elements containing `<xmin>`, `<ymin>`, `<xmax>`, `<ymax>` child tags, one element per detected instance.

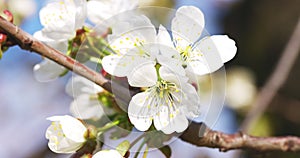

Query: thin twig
<box><xmin>1</xmin><ymin>17</ymin><xmax>300</xmax><ymax>152</ymax></box>
<box><xmin>180</xmin><ymin>122</ymin><xmax>300</xmax><ymax>152</ymax></box>
<box><xmin>240</xmin><ymin>17</ymin><xmax>300</xmax><ymax>132</ymax></box>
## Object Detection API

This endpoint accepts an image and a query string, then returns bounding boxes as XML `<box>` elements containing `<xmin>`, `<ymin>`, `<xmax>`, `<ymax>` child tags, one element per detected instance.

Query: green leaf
<box><xmin>159</xmin><ymin>145</ymin><xmax>172</xmax><ymax>158</ymax></box>
<box><xmin>146</xmin><ymin>131</ymin><xmax>172</xmax><ymax>148</ymax></box>
<box><xmin>110</xmin><ymin>129</ymin><xmax>131</xmax><ymax>140</ymax></box>
<box><xmin>116</xmin><ymin>140</ymin><xmax>130</xmax><ymax>156</ymax></box>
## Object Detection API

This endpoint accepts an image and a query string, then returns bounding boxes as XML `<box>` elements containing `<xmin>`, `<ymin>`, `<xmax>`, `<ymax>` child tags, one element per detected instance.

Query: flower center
<box><xmin>145</xmin><ymin>77</ymin><xmax>181</xmax><ymax>112</ymax></box>
<box><xmin>179</xmin><ymin>45</ymin><xmax>192</xmax><ymax>61</ymax></box>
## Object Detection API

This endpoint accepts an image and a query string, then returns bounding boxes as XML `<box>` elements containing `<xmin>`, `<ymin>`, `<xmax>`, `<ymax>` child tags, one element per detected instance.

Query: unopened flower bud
<box><xmin>2</xmin><ymin>10</ymin><xmax>13</xmax><ymax>22</ymax></box>
<box><xmin>0</xmin><ymin>34</ymin><xmax>7</xmax><ymax>43</ymax></box>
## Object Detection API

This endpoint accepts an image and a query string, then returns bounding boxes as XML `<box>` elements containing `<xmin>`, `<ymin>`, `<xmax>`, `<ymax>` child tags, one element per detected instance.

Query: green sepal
<box><xmin>146</xmin><ymin>131</ymin><xmax>172</xmax><ymax>148</ymax></box>
<box><xmin>158</xmin><ymin>145</ymin><xmax>172</xmax><ymax>158</ymax></box>
<box><xmin>116</xmin><ymin>140</ymin><xmax>130</xmax><ymax>156</ymax></box>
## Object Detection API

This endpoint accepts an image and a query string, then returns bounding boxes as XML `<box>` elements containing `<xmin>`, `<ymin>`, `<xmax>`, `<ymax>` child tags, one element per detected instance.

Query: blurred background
<box><xmin>0</xmin><ymin>0</ymin><xmax>299</xmax><ymax>157</ymax></box>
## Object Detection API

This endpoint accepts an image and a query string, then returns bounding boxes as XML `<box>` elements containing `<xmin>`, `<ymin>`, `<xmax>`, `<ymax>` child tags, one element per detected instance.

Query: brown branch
<box><xmin>0</xmin><ymin>17</ymin><xmax>115</xmax><ymax>91</ymax></box>
<box><xmin>240</xmin><ymin>17</ymin><xmax>300</xmax><ymax>132</ymax></box>
<box><xmin>180</xmin><ymin>122</ymin><xmax>300</xmax><ymax>152</ymax></box>
<box><xmin>1</xmin><ymin>17</ymin><xmax>300</xmax><ymax>152</ymax></box>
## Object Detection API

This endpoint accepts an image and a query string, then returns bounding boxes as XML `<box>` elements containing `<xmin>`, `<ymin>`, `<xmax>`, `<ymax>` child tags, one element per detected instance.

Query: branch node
<box><xmin>283</xmin><ymin>139</ymin><xmax>295</xmax><ymax>152</ymax></box>
<box><xmin>22</xmin><ymin>38</ymin><xmax>33</xmax><ymax>50</ymax></box>
<box><xmin>15</xmin><ymin>26</ymin><xmax>19</xmax><ymax>34</ymax></box>
<box><xmin>198</xmin><ymin>123</ymin><xmax>207</xmax><ymax>138</ymax></box>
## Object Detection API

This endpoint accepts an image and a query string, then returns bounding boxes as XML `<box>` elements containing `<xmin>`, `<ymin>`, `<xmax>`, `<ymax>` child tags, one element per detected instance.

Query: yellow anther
<box><xmin>169</xmin><ymin>113</ymin><xmax>174</xmax><ymax>118</ymax></box>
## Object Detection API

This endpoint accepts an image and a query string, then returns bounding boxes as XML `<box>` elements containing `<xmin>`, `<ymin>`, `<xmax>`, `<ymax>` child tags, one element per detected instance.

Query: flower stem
<box><xmin>86</xmin><ymin>36</ymin><xmax>105</xmax><ymax>57</ymax></box>
<box><xmin>89</xmin><ymin>56</ymin><xmax>102</xmax><ymax>64</ymax></box>
<box><xmin>97</xmin><ymin>120</ymin><xmax>120</xmax><ymax>132</ymax></box>
<box><xmin>133</xmin><ymin>137</ymin><xmax>147</xmax><ymax>158</ymax></box>
<box><xmin>129</xmin><ymin>133</ymin><xmax>147</xmax><ymax>150</ymax></box>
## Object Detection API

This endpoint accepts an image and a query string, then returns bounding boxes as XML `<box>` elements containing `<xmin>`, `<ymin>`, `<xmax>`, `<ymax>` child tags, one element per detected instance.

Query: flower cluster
<box><xmin>33</xmin><ymin>0</ymin><xmax>87</xmax><ymax>81</ymax></box>
<box><xmin>38</xmin><ymin>0</ymin><xmax>237</xmax><ymax>157</ymax></box>
<box><xmin>102</xmin><ymin>6</ymin><xmax>237</xmax><ymax>134</ymax></box>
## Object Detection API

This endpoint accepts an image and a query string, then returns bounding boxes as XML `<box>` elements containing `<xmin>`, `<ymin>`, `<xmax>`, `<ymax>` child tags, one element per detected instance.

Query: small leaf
<box><xmin>146</xmin><ymin>131</ymin><xmax>172</xmax><ymax>148</ymax></box>
<box><xmin>110</xmin><ymin>129</ymin><xmax>131</xmax><ymax>140</ymax></box>
<box><xmin>116</xmin><ymin>140</ymin><xmax>130</xmax><ymax>156</ymax></box>
<box><xmin>159</xmin><ymin>145</ymin><xmax>171</xmax><ymax>158</ymax></box>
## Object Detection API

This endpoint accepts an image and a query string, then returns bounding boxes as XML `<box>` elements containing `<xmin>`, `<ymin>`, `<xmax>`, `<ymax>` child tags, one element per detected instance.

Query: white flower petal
<box><xmin>87</xmin><ymin>0</ymin><xmax>138</xmax><ymax>24</ymax></box>
<box><xmin>102</xmin><ymin>54</ymin><xmax>151</xmax><ymax>77</ymax></box>
<box><xmin>157</xmin><ymin>55</ymin><xmax>186</xmax><ymax>77</ymax></box>
<box><xmin>157</xmin><ymin>25</ymin><xmax>174</xmax><ymax>48</ymax></box>
<box><xmin>180</xmin><ymin>83</ymin><xmax>201</xmax><ymax>118</ymax></box>
<box><xmin>46</xmin><ymin>115</ymin><xmax>87</xmax><ymax>153</ymax></box>
<box><xmin>153</xmin><ymin>105</ymin><xmax>170</xmax><ymax>131</ymax></box>
<box><xmin>33</xmin><ymin>59</ymin><xmax>66</xmax><ymax>82</ymax></box>
<box><xmin>102</xmin><ymin>55</ymin><xmax>129</xmax><ymax>77</ymax></box>
<box><xmin>108</xmin><ymin>15</ymin><xmax>156</xmax><ymax>54</ymax></box>
<box><xmin>186</xmin><ymin>60</ymin><xmax>217</xmax><ymax>76</ymax></box>
<box><xmin>172</xmin><ymin>6</ymin><xmax>205</xmax><ymax>47</ymax></box>
<box><xmin>127</xmin><ymin>61</ymin><xmax>157</xmax><ymax>87</ymax></box>
<box><xmin>87</xmin><ymin>1</ymin><xmax>114</xmax><ymax>23</ymax></box>
<box><xmin>33</xmin><ymin>31</ymin><xmax>69</xmax><ymax>52</ymax></box>
<box><xmin>195</xmin><ymin>35</ymin><xmax>237</xmax><ymax>67</ymax></box>
<box><xmin>47</xmin><ymin>135</ymin><xmax>82</xmax><ymax>153</ymax></box>
<box><xmin>38</xmin><ymin>0</ymin><xmax>86</xmax><ymax>40</ymax></box>
<box><xmin>110</xmin><ymin>14</ymin><xmax>153</xmax><ymax>37</ymax></box>
<box><xmin>169</xmin><ymin>113</ymin><xmax>189</xmax><ymax>133</ymax></box>
<box><xmin>206</xmin><ymin>35</ymin><xmax>237</xmax><ymax>63</ymax></box>
<box><xmin>66</xmin><ymin>75</ymin><xmax>103</xmax><ymax>97</ymax></box>
<box><xmin>129</xmin><ymin>116</ymin><xmax>152</xmax><ymax>132</ymax></box>
<box><xmin>154</xmin><ymin>107</ymin><xmax>188</xmax><ymax>134</ymax></box>
<box><xmin>128</xmin><ymin>92</ymin><xmax>153</xmax><ymax>131</ymax></box>
<box><xmin>159</xmin><ymin>66</ymin><xmax>188</xmax><ymax>86</ymax></box>
<box><xmin>39</xmin><ymin>2</ymin><xmax>75</xmax><ymax>35</ymax></box>
<box><xmin>57</xmin><ymin>115</ymin><xmax>87</xmax><ymax>143</ymax></box>
<box><xmin>92</xmin><ymin>150</ymin><xmax>123</xmax><ymax>158</ymax></box>
<box><xmin>70</xmin><ymin>94</ymin><xmax>104</xmax><ymax>120</ymax></box>
<box><xmin>69</xmin><ymin>0</ymin><xmax>87</xmax><ymax>29</ymax></box>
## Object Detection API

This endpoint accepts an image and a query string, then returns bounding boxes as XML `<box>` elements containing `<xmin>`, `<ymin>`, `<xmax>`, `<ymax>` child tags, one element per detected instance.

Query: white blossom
<box><xmin>92</xmin><ymin>149</ymin><xmax>123</xmax><ymax>158</ymax></box>
<box><xmin>157</xmin><ymin>6</ymin><xmax>237</xmax><ymax>76</ymax></box>
<box><xmin>101</xmin><ymin>14</ymin><xmax>200</xmax><ymax>134</ymax></box>
<box><xmin>100</xmin><ymin>7</ymin><xmax>237</xmax><ymax>134</ymax></box>
<box><xmin>102</xmin><ymin>14</ymin><xmax>158</xmax><ymax>78</ymax></box>
<box><xmin>128</xmin><ymin>65</ymin><xmax>200</xmax><ymax>134</ymax></box>
<box><xmin>45</xmin><ymin>115</ymin><xmax>87</xmax><ymax>153</ymax></box>
<box><xmin>66</xmin><ymin>76</ymin><xmax>105</xmax><ymax>120</ymax></box>
<box><xmin>33</xmin><ymin>0</ymin><xmax>87</xmax><ymax>82</ymax></box>
<box><xmin>87</xmin><ymin>0</ymin><xmax>138</xmax><ymax>25</ymax></box>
